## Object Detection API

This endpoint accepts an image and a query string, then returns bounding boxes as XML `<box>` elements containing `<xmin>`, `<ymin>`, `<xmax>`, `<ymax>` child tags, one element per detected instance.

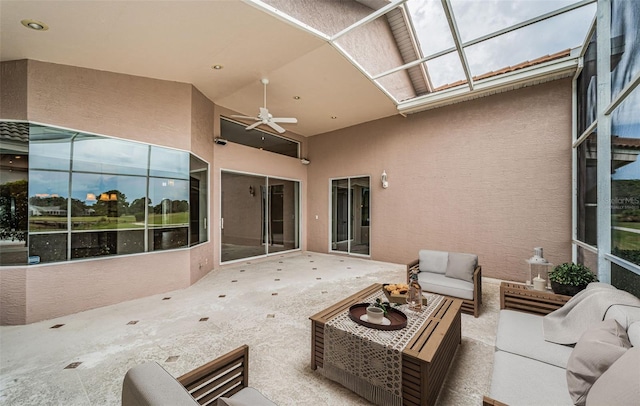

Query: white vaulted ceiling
<box><xmin>0</xmin><ymin>0</ymin><xmax>398</xmax><ymax>136</ymax></box>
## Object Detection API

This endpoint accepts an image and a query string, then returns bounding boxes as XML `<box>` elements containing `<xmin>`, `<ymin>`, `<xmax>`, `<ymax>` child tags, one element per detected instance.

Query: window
<box><xmin>0</xmin><ymin>122</ymin><xmax>209</xmax><ymax>265</ymax></box>
<box><xmin>220</xmin><ymin>118</ymin><xmax>299</xmax><ymax>158</ymax></box>
<box><xmin>574</xmin><ymin>0</ymin><xmax>640</xmax><ymax>291</ymax></box>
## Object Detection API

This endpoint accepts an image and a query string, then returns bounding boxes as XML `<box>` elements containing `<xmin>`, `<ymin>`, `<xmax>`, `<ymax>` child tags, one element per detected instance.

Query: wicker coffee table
<box><xmin>310</xmin><ymin>283</ymin><xmax>462</xmax><ymax>406</ymax></box>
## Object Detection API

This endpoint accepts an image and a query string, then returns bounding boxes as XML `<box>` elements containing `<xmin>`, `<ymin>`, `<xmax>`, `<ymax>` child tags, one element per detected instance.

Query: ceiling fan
<box><xmin>231</xmin><ymin>78</ymin><xmax>298</xmax><ymax>134</ymax></box>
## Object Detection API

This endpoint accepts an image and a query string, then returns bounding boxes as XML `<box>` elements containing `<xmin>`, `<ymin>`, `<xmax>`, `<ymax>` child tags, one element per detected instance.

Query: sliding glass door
<box><xmin>221</xmin><ymin>171</ymin><xmax>299</xmax><ymax>262</ymax></box>
<box><xmin>331</xmin><ymin>176</ymin><xmax>370</xmax><ymax>256</ymax></box>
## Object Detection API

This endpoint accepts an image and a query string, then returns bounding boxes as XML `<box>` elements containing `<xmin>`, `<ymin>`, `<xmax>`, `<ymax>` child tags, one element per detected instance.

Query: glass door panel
<box><xmin>221</xmin><ymin>172</ymin><xmax>266</xmax><ymax>262</ymax></box>
<box><xmin>268</xmin><ymin>179</ymin><xmax>299</xmax><ymax>254</ymax></box>
<box><xmin>351</xmin><ymin>177</ymin><xmax>370</xmax><ymax>256</ymax></box>
<box><xmin>331</xmin><ymin>179</ymin><xmax>350</xmax><ymax>253</ymax></box>
<box><xmin>331</xmin><ymin>177</ymin><xmax>370</xmax><ymax>255</ymax></box>
<box><xmin>221</xmin><ymin>171</ymin><xmax>300</xmax><ymax>262</ymax></box>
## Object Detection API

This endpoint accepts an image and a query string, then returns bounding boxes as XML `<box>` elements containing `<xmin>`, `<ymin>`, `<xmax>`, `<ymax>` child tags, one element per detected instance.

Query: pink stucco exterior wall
<box><xmin>307</xmin><ymin>79</ymin><xmax>573</xmax><ymax>282</ymax></box>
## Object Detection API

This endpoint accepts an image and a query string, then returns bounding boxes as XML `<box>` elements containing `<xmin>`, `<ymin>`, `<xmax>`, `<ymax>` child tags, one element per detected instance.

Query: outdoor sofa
<box><xmin>484</xmin><ymin>283</ymin><xmax>640</xmax><ymax>406</ymax></box>
<box><xmin>407</xmin><ymin>249</ymin><xmax>481</xmax><ymax>317</ymax></box>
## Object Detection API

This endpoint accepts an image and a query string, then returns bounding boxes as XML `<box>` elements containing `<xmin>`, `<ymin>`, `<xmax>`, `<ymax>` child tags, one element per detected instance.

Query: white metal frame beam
<box><xmin>373</xmin><ymin>0</ymin><xmax>595</xmax><ymax>82</ymax></box>
<box><xmin>596</xmin><ymin>0</ymin><xmax>611</xmax><ymax>283</ymax></box>
<box><xmin>441</xmin><ymin>0</ymin><xmax>473</xmax><ymax>90</ymax></box>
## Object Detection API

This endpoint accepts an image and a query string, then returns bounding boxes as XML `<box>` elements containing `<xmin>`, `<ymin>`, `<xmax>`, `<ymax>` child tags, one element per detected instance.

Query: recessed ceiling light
<box><xmin>211</xmin><ymin>65</ymin><xmax>223</xmax><ymax>70</ymax></box>
<box><xmin>21</xmin><ymin>19</ymin><xmax>48</xmax><ymax>31</ymax></box>
<box><xmin>331</xmin><ymin>116</ymin><xmax>338</xmax><ymax>119</ymax></box>
<box><xmin>293</xmin><ymin>96</ymin><xmax>301</xmax><ymax>100</ymax></box>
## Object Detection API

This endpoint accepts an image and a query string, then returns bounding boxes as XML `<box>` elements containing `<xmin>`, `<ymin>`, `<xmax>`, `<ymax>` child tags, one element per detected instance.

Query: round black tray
<box><xmin>348</xmin><ymin>303</ymin><xmax>407</xmax><ymax>330</ymax></box>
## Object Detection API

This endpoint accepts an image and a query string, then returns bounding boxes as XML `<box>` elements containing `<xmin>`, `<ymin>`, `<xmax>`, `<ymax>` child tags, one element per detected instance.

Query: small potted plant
<box><xmin>371</xmin><ymin>298</ymin><xmax>395</xmax><ymax>316</ymax></box>
<box><xmin>548</xmin><ymin>262</ymin><xmax>597</xmax><ymax>296</ymax></box>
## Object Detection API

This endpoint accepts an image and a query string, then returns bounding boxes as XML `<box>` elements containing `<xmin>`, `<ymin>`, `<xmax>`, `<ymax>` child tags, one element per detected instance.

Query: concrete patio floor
<box><xmin>0</xmin><ymin>252</ymin><xmax>500</xmax><ymax>405</ymax></box>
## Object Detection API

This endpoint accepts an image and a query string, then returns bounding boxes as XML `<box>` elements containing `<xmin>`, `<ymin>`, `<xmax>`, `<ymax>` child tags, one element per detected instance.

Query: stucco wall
<box><xmin>0</xmin><ymin>60</ymin><xmax>28</xmax><ymax>120</ymax></box>
<box><xmin>27</xmin><ymin>60</ymin><xmax>192</xmax><ymax>150</ymax></box>
<box><xmin>189</xmin><ymin>87</ymin><xmax>215</xmax><ymax>284</ymax></box>
<box><xmin>0</xmin><ymin>61</ymin><xmax>215</xmax><ymax>324</ymax></box>
<box><xmin>307</xmin><ymin>79</ymin><xmax>573</xmax><ymax>282</ymax></box>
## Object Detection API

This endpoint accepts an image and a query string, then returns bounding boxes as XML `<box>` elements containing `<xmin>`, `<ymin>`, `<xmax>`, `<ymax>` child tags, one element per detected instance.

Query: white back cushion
<box><xmin>418</xmin><ymin>250</ymin><xmax>448</xmax><ymax>274</ymax></box>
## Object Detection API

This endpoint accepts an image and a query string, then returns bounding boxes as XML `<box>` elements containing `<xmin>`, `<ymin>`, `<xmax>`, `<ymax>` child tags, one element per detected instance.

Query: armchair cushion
<box><xmin>445</xmin><ymin>252</ymin><xmax>477</xmax><ymax>283</ymax></box>
<box><xmin>566</xmin><ymin>319</ymin><xmax>631</xmax><ymax>406</ymax></box>
<box><xmin>418</xmin><ymin>250</ymin><xmax>448</xmax><ymax>274</ymax></box>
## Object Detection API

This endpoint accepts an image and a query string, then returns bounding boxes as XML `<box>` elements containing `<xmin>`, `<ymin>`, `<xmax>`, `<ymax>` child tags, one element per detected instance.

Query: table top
<box><xmin>311</xmin><ymin>283</ymin><xmax>462</xmax><ymax>363</ymax></box>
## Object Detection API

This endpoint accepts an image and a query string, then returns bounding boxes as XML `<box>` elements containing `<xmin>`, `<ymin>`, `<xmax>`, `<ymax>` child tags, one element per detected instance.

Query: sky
<box><xmin>404</xmin><ymin>0</ymin><xmax>596</xmax><ymax>87</ymax></box>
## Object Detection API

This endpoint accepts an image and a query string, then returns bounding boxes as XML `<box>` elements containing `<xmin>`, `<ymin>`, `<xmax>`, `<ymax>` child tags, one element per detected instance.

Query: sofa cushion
<box><xmin>628</xmin><ymin>321</ymin><xmax>640</xmax><ymax>347</ymax></box>
<box><xmin>122</xmin><ymin>362</ymin><xmax>199</xmax><ymax>406</ymax></box>
<box><xmin>218</xmin><ymin>387</ymin><xmax>277</xmax><ymax>406</ymax></box>
<box><xmin>586</xmin><ymin>346</ymin><xmax>640</xmax><ymax>406</ymax></box>
<box><xmin>496</xmin><ymin>310</ymin><xmax>573</xmax><ymax>368</ymax></box>
<box><xmin>566</xmin><ymin>319</ymin><xmax>631</xmax><ymax>406</ymax></box>
<box><xmin>444</xmin><ymin>252</ymin><xmax>477</xmax><ymax>283</ymax></box>
<box><xmin>418</xmin><ymin>250</ymin><xmax>448</xmax><ymax>274</ymax></box>
<box><xmin>489</xmin><ymin>351</ymin><xmax>572</xmax><ymax>406</ymax></box>
<box><xmin>417</xmin><ymin>271</ymin><xmax>473</xmax><ymax>300</ymax></box>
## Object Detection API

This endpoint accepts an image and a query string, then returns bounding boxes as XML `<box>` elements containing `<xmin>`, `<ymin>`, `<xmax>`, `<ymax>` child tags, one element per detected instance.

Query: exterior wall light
<box><xmin>381</xmin><ymin>170</ymin><xmax>388</xmax><ymax>189</ymax></box>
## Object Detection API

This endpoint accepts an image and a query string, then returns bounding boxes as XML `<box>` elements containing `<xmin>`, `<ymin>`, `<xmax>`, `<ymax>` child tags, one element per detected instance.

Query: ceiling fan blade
<box><xmin>231</xmin><ymin>114</ymin><xmax>259</xmax><ymax>121</ymax></box>
<box><xmin>267</xmin><ymin>121</ymin><xmax>286</xmax><ymax>133</ymax></box>
<box><xmin>271</xmin><ymin>117</ymin><xmax>297</xmax><ymax>124</ymax></box>
<box><xmin>245</xmin><ymin>122</ymin><xmax>262</xmax><ymax>131</ymax></box>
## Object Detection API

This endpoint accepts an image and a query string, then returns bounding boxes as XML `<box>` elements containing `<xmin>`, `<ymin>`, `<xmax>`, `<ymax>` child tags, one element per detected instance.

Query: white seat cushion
<box><xmin>417</xmin><ymin>271</ymin><xmax>473</xmax><ymax>300</ymax></box>
<box><xmin>496</xmin><ymin>310</ymin><xmax>573</xmax><ymax>368</ymax></box>
<box><xmin>489</xmin><ymin>351</ymin><xmax>573</xmax><ymax>406</ymax></box>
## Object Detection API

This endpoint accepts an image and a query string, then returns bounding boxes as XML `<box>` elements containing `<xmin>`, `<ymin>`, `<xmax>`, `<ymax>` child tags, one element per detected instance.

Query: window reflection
<box><xmin>29</xmin><ymin>125</ymin><xmax>72</xmax><ymax>171</ymax></box>
<box><xmin>28</xmin><ymin>170</ymin><xmax>69</xmax><ymax>232</ymax></box>
<box><xmin>72</xmin><ymin>134</ymin><xmax>149</xmax><ymax>175</ymax></box>
<box><xmin>611</xmin><ymin>88</ymin><xmax>640</xmax><ymax>266</ymax></box>
<box><xmin>150</xmin><ymin>146</ymin><xmax>189</xmax><ymax>179</ymax></box>
<box><xmin>577</xmin><ymin>134</ymin><xmax>597</xmax><ymax>246</ymax></box>
<box><xmin>71</xmin><ymin>230</ymin><xmax>145</xmax><ymax>259</ymax></box>
<box><xmin>71</xmin><ymin>173</ymin><xmax>146</xmax><ymax>230</ymax></box>
<box><xmin>611</xmin><ymin>0</ymin><xmax>640</xmax><ymax>98</ymax></box>
<box><xmin>148</xmin><ymin>178</ymin><xmax>189</xmax><ymax>227</ymax></box>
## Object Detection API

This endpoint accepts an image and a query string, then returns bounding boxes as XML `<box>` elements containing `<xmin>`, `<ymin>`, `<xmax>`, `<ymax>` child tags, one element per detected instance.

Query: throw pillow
<box><xmin>586</xmin><ymin>346</ymin><xmax>639</xmax><ymax>406</ymax></box>
<box><xmin>418</xmin><ymin>250</ymin><xmax>448</xmax><ymax>274</ymax></box>
<box><xmin>444</xmin><ymin>252</ymin><xmax>477</xmax><ymax>283</ymax></box>
<box><xmin>566</xmin><ymin>319</ymin><xmax>632</xmax><ymax>406</ymax></box>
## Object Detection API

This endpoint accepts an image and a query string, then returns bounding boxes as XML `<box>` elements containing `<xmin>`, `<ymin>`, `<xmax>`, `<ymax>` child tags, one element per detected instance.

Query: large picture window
<box><xmin>0</xmin><ymin>122</ymin><xmax>209</xmax><ymax>265</ymax></box>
